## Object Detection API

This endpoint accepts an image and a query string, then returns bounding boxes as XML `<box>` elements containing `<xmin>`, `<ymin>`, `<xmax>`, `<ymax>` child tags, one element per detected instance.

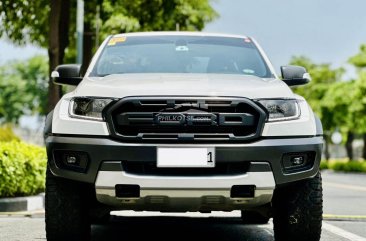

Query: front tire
<box><xmin>45</xmin><ymin>167</ymin><xmax>92</xmax><ymax>241</ymax></box>
<box><xmin>272</xmin><ymin>172</ymin><xmax>323</xmax><ymax>241</ymax></box>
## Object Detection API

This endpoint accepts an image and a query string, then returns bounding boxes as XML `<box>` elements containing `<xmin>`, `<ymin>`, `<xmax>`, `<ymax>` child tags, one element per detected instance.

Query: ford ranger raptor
<box><xmin>45</xmin><ymin>32</ymin><xmax>323</xmax><ymax>241</ymax></box>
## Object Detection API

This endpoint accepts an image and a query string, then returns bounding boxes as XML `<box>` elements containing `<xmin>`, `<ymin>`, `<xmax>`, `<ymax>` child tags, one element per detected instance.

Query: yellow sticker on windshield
<box><xmin>108</xmin><ymin>36</ymin><xmax>127</xmax><ymax>46</ymax></box>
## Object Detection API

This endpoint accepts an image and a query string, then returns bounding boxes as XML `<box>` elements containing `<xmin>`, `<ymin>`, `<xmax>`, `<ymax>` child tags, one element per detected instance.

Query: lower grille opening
<box><xmin>115</xmin><ymin>184</ymin><xmax>140</xmax><ymax>198</ymax></box>
<box><xmin>122</xmin><ymin>161</ymin><xmax>250</xmax><ymax>176</ymax></box>
<box><xmin>230</xmin><ymin>185</ymin><xmax>256</xmax><ymax>198</ymax></box>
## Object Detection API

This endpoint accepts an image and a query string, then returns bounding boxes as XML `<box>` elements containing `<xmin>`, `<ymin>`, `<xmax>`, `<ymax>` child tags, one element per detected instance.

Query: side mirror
<box><xmin>280</xmin><ymin>65</ymin><xmax>311</xmax><ymax>86</ymax></box>
<box><xmin>51</xmin><ymin>64</ymin><xmax>83</xmax><ymax>86</ymax></box>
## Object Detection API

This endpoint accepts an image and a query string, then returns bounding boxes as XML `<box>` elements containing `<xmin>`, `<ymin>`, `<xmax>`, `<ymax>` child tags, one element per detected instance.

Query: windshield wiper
<box><xmin>97</xmin><ymin>72</ymin><xmax>125</xmax><ymax>77</ymax></box>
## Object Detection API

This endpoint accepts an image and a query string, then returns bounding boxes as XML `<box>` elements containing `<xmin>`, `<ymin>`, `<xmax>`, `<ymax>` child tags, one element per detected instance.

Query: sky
<box><xmin>1</xmin><ymin>0</ymin><xmax>366</xmax><ymax>77</ymax></box>
<box><xmin>204</xmin><ymin>0</ymin><xmax>366</xmax><ymax>77</ymax></box>
<box><xmin>0</xmin><ymin>39</ymin><xmax>45</xmax><ymax>64</ymax></box>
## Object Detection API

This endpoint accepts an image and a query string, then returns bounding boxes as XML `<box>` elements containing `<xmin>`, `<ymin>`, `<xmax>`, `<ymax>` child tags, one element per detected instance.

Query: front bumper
<box><xmin>46</xmin><ymin>135</ymin><xmax>322</xmax><ymax>211</ymax></box>
<box><xmin>46</xmin><ymin>135</ymin><xmax>322</xmax><ymax>185</ymax></box>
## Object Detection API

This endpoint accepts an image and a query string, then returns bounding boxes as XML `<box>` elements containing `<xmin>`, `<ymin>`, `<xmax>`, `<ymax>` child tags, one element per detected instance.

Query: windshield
<box><xmin>91</xmin><ymin>35</ymin><xmax>273</xmax><ymax>78</ymax></box>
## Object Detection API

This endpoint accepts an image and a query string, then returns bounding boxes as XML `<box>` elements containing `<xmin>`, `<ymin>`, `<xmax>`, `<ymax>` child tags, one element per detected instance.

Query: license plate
<box><xmin>157</xmin><ymin>147</ymin><xmax>215</xmax><ymax>168</ymax></box>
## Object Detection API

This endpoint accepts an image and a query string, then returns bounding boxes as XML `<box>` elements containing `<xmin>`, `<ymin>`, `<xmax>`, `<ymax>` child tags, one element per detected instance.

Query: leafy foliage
<box><xmin>0</xmin><ymin>141</ymin><xmax>47</xmax><ymax>197</ymax></box>
<box><xmin>349</xmin><ymin>44</ymin><xmax>366</xmax><ymax>68</ymax></box>
<box><xmin>330</xmin><ymin>161</ymin><xmax>366</xmax><ymax>172</ymax></box>
<box><xmin>289</xmin><ymin>56</ymin><xmax>345</xmax><ymax>132</ymax></box>
<box><xmin>320</xmin><ymin>159</ymin><xmax>366</xmax><ymax>173</ymax></box>
<box><xmin>347</xmin><ymin>46</ymin><xmax>366</xmax><ymax>134</ymax></box>
<box><xmin>0</xmin><ymin>0</ymin><xmax>218</xmax><ymax>61</ymax></box>
<box><xmin>321</xmin><ymin>81</ymin><xmax>355</xmax><ymax>134</ymax></box>
<box><xmin>1</xmin><ymin>0</ymin><xmax>218</xmax><ymax>111</ymax></box>
<box><xmin>319</xmin><ymin>161</ymin><xmax>328</xmax><ymax>170</ymax></box>
<box><xmin>349</xmin><ymin>72</ymin><xmax>366</xmax><ymax>134</ymax></box>
<box><xmin>65</xmin><ymin>0</ymin><xmax>219</xmax><ymax>61</ymax></box>
<box><xmin>0</xmin><ymin>56</ymin><xmax>48</xmax><ymax>124</ymax></box>
<box><xmin>0</xmin><ymin>0</ymin><xmax>49</xmax><ymax>47</ymax></box>
<box><xmin>0</xmin><ymin>126</ymin><xmax>20</xmax><ymax>142</ymax></box>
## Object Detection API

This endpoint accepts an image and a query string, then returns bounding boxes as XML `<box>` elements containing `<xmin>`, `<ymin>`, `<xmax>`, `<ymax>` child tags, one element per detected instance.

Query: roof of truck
<box><xmin>112</xmin><ymin>31</ymin><xmax>250</xmax><ymax>39</ymax></box>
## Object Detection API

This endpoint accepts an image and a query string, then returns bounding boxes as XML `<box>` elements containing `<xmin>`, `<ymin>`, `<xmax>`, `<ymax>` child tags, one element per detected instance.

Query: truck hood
<box><xmin>73</xmin><ymin>74</ymin><xmax>295</xmax><ymax>99</ymax></box>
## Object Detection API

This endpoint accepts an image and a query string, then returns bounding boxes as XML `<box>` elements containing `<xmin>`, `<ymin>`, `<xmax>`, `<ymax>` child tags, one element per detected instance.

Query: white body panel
<box><xmin>74</xmin><ymin>74</ymin><xmax>293</xmax><ymax>99</ymax></box>
<box><xmin>52</xmin><ymin>32</ymin><xmax>318</xmax><ymax>137</ymax></box>
<box><xmin>262</xmin><ymin>99</ymin><xmax>317</xmax><ymax>136</ymax></box>
<box><xmin>52</xmin><ymin>94</ymin><xmax>109</xmax><ymax>135</ymax></box>
<box><xmin>95</xmin><ymin>169</ymin><xmax>275</xmax><ymax>210</ymax></box>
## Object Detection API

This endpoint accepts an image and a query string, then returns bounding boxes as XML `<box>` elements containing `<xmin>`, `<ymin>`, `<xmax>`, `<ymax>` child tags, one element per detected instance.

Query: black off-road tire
<box><xmin>89</xmin><ymin>206</ymin><xmax>112</xmax><ymax>224</ymax></box>
<box><xmin>272</xmin><ymin>172</ymin><xmax>323</xmax><ymax>241</ymax></box>
<box><xmin>241</xmin><ymin>210</ymin><xmax>270</xmax><ymax>224</ymax></box>
<box><xmin>45</xmin><ymin>167</ymin><xmax>92</xmax><ymax>241</ymax></box>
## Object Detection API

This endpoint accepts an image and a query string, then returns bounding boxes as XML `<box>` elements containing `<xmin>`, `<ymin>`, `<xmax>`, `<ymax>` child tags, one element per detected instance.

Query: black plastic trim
<box><xmin>46</xmin><ymin>135</ymin><xmax>323</xmax><ymax>185</ymax></box>
<box><xmin>100</xmin><ymin>160</ymin><xmax>271</xmax><ymax>176</ymax></box>
<box><xmin>44</xmin><ymin>110</ymin><xmax>54</xmax><ymax>138</ymax></box>
<box><xmin>315</xmin><ymin>115</ymin><xmax>323</xmax><ymax>136</ymax></box>
<box><xmin>49</xmin><ymin>133</ymin><xmax>322</xmax><ymax>140</ymax></box>
<box><xmin>100</xmin><ymin>161</ymin><xmax>123</xmax><ymax>171</ymax></box>
<box><xmin>248</xmin><ymin>162</ymin><xmax>272</xmax><ymax>172</ymax></box>
<box><xmin>231</xmin><ymin>185</ymin><xmax>255</xmax><ymax>198</ymax></box>
<box><xmin>104</xmin><ymin>96</ymin><xmax>267</xmax><ymax>143</ymax></box>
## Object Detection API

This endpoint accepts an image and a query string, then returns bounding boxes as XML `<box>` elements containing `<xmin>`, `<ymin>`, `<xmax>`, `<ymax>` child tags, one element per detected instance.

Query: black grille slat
<box><xmin>117</xmin><ymin>112</ymin><xmax>154</xmax><ymax>125</ymax></box>
<box><xmin>105</xmin><ymin>97</ymin><xmax>266</xmax><ymax>143</ymax></box>
<box><xmin>122</xmin><ymin>161</ymin><xmax>251</xmax><ymax>176</ymax></box>
<box><xmin>139</xmin><ymin>133</ymin><xmax>233</xmax><ymax>140</ymax></box>
<box><xmin>118</xmin><ymin>125</ymin><xmax>251</xmax><ymax>136</ymax></box>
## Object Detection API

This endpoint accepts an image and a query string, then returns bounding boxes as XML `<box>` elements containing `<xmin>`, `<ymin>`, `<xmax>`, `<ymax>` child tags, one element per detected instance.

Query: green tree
<box><xmin>71</xmin><ymin>0</ymin><xmax>218</xmax><ymax>70</ymax></box>
<box><xmin>1</xmin><ymin>0</ymin><xmax>218</xmax><ymax>112</ymax></box>
<box><xmin>289</xmin><ymin>56</ymin><xmax>345</xmax><ymax>159</ymax></box>
<box><xmin>0</xmin><ymin>0</ymin><xmax>70</xmax><ymax>112</ymax></box>
<box><xmin>350</xmin><ymin>72</ymin><xmax>366</xmax><ymax>133</ymax></box>
<box><xmin>348</xmin><ymin>45</ymin><xmax>366</xmax><ymax>159</ymax></box>
<box><xmin>289</xmin><ymin>56</ymin><xmax>344</xmax><ymax>114</ymax></box>
<box><xmin>349</xmin><ymin>44</ymin><xmax>366</xmax><ymax>68</ymax></box>
<box><xmin>321</xmin><ymin>81</ymin><xmax>356</xmax><ymax>159</ymax></box>
<box><xmin>0</xmin><ymin>56</ymin><xmax>48</xmax><ymax>124</ymax></box>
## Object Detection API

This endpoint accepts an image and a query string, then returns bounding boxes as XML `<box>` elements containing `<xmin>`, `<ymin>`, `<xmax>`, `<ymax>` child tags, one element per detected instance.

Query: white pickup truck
<box><xmin>45</xmin><ymin>32</ymin><xmax>323</xmax><ymax>241</ymax></box>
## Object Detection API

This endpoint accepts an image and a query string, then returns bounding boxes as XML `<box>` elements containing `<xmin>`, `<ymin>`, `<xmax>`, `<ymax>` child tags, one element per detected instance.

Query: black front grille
<box><xmin>105</xmin><ymin>97</ymin><xmax>266</xmax><ymax>143</ymax></box>
<box><xmin>122</xmin><ymin>161</ymin><xmax>251</xmax><ymax>176</ymax></box>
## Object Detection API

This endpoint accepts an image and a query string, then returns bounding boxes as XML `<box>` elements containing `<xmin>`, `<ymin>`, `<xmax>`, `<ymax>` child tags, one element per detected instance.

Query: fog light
<box><xmin>54</xmin><ymin>150</ymin><xmax>90</xmax><ymax>173</ymax></box>
<box><xmin>282</xmin><ymin>152</ymin><xmax>315</xmax><ymax>173</ymax></box>
<box><xmin>291</xmin><ymin>156</ymin><xmax>304</xmax><ymax>165</ymax></box>
<box><xmin>66</xmin><ymin>155</ymin><xmax>77</xmax><ymax>164</ymax></box>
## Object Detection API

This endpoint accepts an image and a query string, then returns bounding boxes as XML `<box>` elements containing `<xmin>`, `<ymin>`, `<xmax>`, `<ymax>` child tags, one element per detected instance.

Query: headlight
<box><xmin>69</xmin><ymin>97</ymin><xmax>113</xmax><ymax>121</ymax></box>
<box><xmin>257</xmin><ymin>99</ymin><xmax>300</xmax><ymax>122</ymax></box>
